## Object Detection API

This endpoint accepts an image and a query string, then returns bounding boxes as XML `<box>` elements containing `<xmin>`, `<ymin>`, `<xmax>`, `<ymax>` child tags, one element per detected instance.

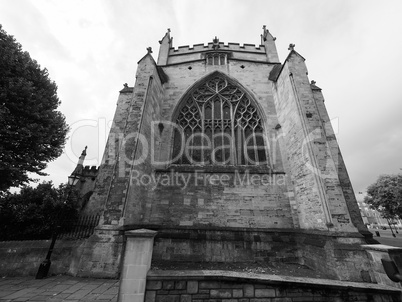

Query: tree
<box><xmin>0</xmin><ymin>181</ymin><xmax>79</xmax><ymax>241</ymax></box>
<box><xmin>0</xmin><ymin>25</ymin><xmax>68</xmax><ymax>192</ymax></box>
<box><xmin>364</xmin><ymin>174</ymin><xmax>402</xmax><ymax>220</ymax></box>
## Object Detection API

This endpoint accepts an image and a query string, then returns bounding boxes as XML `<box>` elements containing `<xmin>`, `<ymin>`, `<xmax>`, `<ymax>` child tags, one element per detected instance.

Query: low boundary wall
<box><xmin>145</xmin><ymin>270</ymin><xmax>401</xmax><ymax>302</ymax></box>
<box><xmin>0</xmin><ymin>239</ymin><xmax>85</xmax><ymax>277</ymax></box>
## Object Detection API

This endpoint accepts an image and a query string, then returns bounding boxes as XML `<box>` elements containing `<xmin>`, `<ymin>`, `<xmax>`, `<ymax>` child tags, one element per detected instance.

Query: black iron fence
<box><xmin>58</xmin><ymin>215</ymin><xmax>100</xmax><ymax>239</ymax></box>
<box><xmin>0</xmin><ymin>214</ymin><xmax>100</xmax><ymax>241</ymax></box>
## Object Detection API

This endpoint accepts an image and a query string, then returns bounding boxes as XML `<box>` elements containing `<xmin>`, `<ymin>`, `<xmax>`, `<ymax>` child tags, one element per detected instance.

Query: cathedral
<box><xmin>71</xmin><ymin>27</ymin><xmax>402</xmax><ymax>301</ymax></box>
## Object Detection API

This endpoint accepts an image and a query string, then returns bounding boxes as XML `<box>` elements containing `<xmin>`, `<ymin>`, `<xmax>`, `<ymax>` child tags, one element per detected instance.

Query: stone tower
<box><xmin>76</xmin><ymin>27</ymin><xmax>376</xmax><ymax>282</ymax></box>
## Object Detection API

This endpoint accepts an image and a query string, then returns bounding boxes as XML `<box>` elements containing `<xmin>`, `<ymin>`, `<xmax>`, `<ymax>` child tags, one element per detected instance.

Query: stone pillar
<box><xmin>118</xmin><ymin>229</ymin><xmax>157</xmax><ymax>302</ymax></box>
<box><xmin>362</xmin><ymin>244</ymin><xmax>402</xmax><ymax>289</ymax></box>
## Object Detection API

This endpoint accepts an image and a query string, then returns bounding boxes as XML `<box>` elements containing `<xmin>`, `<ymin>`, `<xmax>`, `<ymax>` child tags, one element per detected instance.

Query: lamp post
<box><xmin>35</xmin><ymin>172</ymin><xmax>80</xmax><ymax>279</ymax></box>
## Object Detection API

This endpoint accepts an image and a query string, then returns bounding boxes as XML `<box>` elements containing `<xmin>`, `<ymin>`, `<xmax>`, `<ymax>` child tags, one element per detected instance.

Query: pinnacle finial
<box><xmin>147</xmin><ymin>47</ymin><xmax>153</xmax><ymax>54</ymax></box>
<box><xmin>288</xmin><ymin>43</ymin><xmax>295</xmax><ymax>51</ymax></box>
<box><xmin>159</xmin><ymin>29</ymin><xmax>172</xmax><ymax>44</ymax></box>
<box><xmin>123</xmin><ymin>83</ymin><xmax>128</xmax><ymax>88</ymax></box>
<box><xmin>212</xmin><ymin>36</ymin><xmax>220</xmax><ymax>49</ymax></box>
<box><xmin>262</xmin><ymin>25</ymin><xmax>269</xmax><ymax>42</ymax></box>
<box><xmin>311</xmin><ymin>80</ymin><xmax>316</xmax><ymax>85</ymax></box>
<box><xmin>81</xmin><ymin>146</ymin><xmax>87</xmax><ymax>156</ymax></box>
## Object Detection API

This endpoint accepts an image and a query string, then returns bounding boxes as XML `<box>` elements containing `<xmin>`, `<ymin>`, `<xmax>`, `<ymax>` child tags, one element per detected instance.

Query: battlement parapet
<box><xmin>169</xmin><ymin>42</ymin><xmax>265</xmax><ymax>55</ymax></box>
<box><xmin>82</xmin><ymin>165</ymin><xmax>99</xmax><ymax>177</ymax></box>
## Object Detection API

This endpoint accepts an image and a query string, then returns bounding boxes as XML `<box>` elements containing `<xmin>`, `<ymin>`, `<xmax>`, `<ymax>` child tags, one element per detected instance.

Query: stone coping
<box><xmin>362</xmin><ymin>244</ymin><xmax>402</xmax><ymax>252</ymax></box>
<box><xmin>0</xmin><ymin>238</ymin><xmax>86</xmax><ymax>246</ymax></box>
<box><xmin>147</xmin><ymin>270</ymin><xmax>401</xmax><ymax>294</ymax></box>
<box><xmin>120</xmin><ymin>225</ymin><xmax>366</xmax><ymax>238</ymax></box>
<box><xmin>125</xmin><ymin>229</ymin><xmax>157</xmax><ymax>238</ymax></box>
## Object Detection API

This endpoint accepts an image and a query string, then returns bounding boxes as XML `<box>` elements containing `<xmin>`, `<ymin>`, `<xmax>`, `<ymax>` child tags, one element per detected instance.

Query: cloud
<box><xmin>1</xmin><ymin>0</ymin><xmax>401</xmax><ymax>196</ymax></box>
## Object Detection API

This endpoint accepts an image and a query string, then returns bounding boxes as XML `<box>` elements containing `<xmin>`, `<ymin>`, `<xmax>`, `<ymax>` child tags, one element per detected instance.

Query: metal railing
<box><xmin>58</xmin><ymin>215</ymin><xmax>100</xmax><ymax>239</ymax></box>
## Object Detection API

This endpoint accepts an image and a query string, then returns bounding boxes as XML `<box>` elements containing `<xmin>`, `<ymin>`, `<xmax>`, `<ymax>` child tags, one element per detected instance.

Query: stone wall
<box><xmin>0</xmin><ymin>231</ymin><xmax>123</xmax><ymax>279</ymax></box>
<box><xmin>119</xmin><ymin>227</ymin><xmax>373</xmax><ymax>283</ymax></box>
<box><xmin>138</xmin><ymin>170</ymin><xmax>293</xmax><ymax>228</ymax></box>
<box><xmin>72</xmin><ymin>226</ymin><xmax>123</xmax><ymax>278</ymax></box>
<box><xmin>145</xmin><ymin>271</ymin><xmax>401</xmax><ymax>302</ymax></box>
<box><xmin>150</xmin><ymin>228</ymin><xmax>301</xmax><ymax>266</ymax></box>
<box><xmin>0</xmin><ymin>239</ymin><xmax>85</xmax><ymax>277</ymax></box>
<box><xmin>299</xmin><ymin>233</ymin><xmax>372</xmax><ymax>281</ymax></box>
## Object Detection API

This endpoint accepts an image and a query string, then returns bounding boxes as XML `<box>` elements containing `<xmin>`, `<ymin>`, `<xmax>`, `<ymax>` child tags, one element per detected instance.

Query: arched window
<box><xmin>172</xmin><ymin>75</ymin><xmax>267</xmax><ymax>166</ymax></box>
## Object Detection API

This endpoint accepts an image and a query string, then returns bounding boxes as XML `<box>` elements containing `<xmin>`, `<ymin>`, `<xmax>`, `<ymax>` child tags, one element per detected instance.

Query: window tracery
<box><xmin>172</xmin><ymin>75</ymin><xmax>267</xmax><ymax>166</ymax></box>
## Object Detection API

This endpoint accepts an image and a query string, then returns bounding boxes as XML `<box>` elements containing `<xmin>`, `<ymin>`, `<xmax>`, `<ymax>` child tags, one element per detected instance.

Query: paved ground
<box><xmin>0</xmin><ymin>275</ymin><xmax>119</xmax><ymax>302</ymax></box>
<box><xmin>372</xmin><ymin>228</ymin><xmax>402</xmax><ymax>247</ymax></box>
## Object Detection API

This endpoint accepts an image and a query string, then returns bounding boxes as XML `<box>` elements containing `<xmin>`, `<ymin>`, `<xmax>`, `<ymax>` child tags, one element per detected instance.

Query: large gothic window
<box><xmin>172</xmin><ymin>75</ymin><xmax>267</xmax><ymax>166</ymax></box>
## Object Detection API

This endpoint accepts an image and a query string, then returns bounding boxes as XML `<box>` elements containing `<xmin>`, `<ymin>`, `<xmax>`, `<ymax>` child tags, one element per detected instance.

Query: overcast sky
<box><xmin>1</xmin><ymin>0</ymin><xmax>402</xmax><ymax>197</ymax></box>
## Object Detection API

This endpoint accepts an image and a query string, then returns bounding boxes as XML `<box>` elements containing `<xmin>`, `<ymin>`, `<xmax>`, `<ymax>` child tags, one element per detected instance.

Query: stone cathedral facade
<box><xmin>74</xmin><ymin>27</ymin><xmax>379</xmax><ymax>283</ymax></box>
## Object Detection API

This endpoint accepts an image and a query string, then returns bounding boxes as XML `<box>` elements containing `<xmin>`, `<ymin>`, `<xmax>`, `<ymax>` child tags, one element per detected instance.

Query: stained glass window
<box><xmin>172</xmin><ymin>75</ymin><xmax>267</xmax><ymax>166</ymax></box>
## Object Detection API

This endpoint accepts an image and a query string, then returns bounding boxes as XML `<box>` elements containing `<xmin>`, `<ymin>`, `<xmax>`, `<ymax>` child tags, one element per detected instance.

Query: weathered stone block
<box><xmin>125</xmin><ymin>264</ymin><xmax>148</xmax><ymax>279</ymax></box>
<box><xmin>180</xmin><ymin>294</ymin><xmax>191</xmax><ymax>302</ymax></box>
<box><xmin>243</xmin><ymin>284</ymin><xmax>254</xmax><ymax>297</ymax></box>
<box><xmin>233</xmin><ymin>289</ymin><xmax>243</xmax><ymax>297</ymax></box>
<box><xmin>145</xmin><ymin>291</ymin><xmax>156</xmax><ymax>302</ymax></box>
<box><xmin>187</xmin><ymin>281</ymin><xmax>198</xmax><ymax>294</ymax></box>
<box><xmin>255</xmin><ymin>289</ymin><xmax>275</xmax><ymax>298</ymax></box>
<box><xmin>220</xmin><ymin>282</ymin><xmax>244</xmax><ymax>289</ymax></box>
<box><xmin>287</xmin><ymin>297</ymin><xmax>315</xmax><ymax>302</ymax></box>
<box><xmin>156</xmin><ymin>295</ymin><xmax>180</xmax><ymax>302</ymax></box>
<box><xmin>175</xmin><ymin>281</ymin><xmax>186</xmax><ymax>290</ymax></box>
<box><xmin>163</xmin><ymin>281</ymin><xmax>175</xmax><ymax>290</ymax></box>
<box><xmin>147</xmin><ymin>281</ymin><xmax>163</xmax><ymax>290</ymax></box>
<box><xmin>192</xmin><ymin>294</ymin><xmax>210</xmax><ymax>299</ymax></box>
<box><xmin>199</xmin><ymin>281</ymin><xmax>221</xmax><ymax>289</ymax></box>
<box><xmin>210</xmin><ymin>289</ymin><xmax>232</xmax><ymax>298</ymax></box>
<box><xmin>120</xmin><ymin>293</ymin><xmax>145</xmax><ymax>302</ymax></box>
